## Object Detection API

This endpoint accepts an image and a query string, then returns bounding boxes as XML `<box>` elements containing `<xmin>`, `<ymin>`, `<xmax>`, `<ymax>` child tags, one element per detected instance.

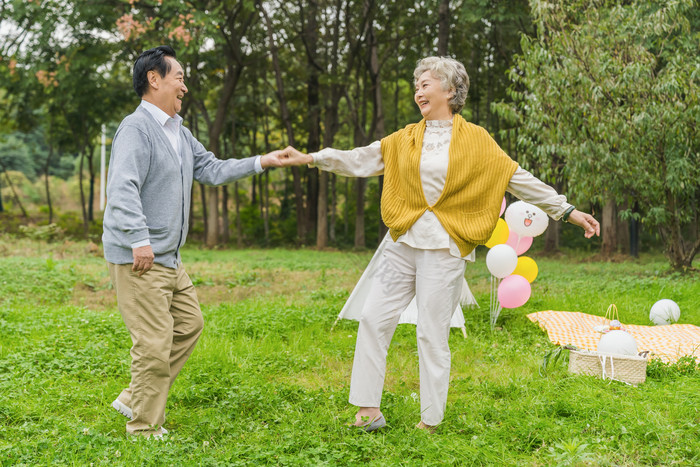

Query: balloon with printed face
<box><xmin>485</xmin><ymin>218</ymin><xmax>510</xmax><ymax>248</ymax></box>
<box><xmin>505</xmin><ymin>201</ymin><xmax>549</xmax><ymax>237</ymax></box>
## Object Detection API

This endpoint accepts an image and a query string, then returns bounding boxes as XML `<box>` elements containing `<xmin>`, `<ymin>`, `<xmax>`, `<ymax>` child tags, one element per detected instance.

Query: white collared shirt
<box><xmin>140</xmin><ymin>100</ymin><xmax>183</xmax><ymax>157</ymax></box>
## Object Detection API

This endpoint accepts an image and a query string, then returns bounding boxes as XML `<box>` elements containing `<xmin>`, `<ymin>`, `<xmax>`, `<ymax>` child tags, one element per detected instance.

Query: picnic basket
<box><xmin>568</xmin><ymin>304</ymin><xmax>648</xmax><ymax>385</ymax></box>
<box><xmin>568</xmin><ymin>348</ymin><xmax>647</xmax><ymax>385</ymax></box>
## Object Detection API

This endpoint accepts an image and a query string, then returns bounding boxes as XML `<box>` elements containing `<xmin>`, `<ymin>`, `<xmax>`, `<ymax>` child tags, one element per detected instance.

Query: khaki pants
<box><xmin>108</xmin><ymin>262</ymin><xmax>203</xmax><ymax>434</ymax></box>
<box><xmin>348</xmin><ymin>241</ymin><xmax>466</xmax><ymax>426</ymax></box>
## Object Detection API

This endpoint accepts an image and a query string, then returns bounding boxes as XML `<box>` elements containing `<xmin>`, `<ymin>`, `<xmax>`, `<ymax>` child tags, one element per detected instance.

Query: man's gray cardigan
<box><xmin>103</xmin><ymin>105</ymin><xmax>259</xmax><ymax>268</ymax></box>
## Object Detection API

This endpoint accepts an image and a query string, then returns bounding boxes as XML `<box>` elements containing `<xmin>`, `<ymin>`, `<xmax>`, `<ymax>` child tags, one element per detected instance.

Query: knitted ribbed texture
<box><xmin>380</xmin><ymin>114</ymin><xmax>518</xmax><ymax>256</ymax></box>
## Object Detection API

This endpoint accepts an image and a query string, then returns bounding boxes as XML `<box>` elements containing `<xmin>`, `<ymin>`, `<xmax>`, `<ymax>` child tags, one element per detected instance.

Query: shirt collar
<box><xmin>140</xmin><ymin>100</ymin><xmax>183</xmax><ymax>127</ymax></box>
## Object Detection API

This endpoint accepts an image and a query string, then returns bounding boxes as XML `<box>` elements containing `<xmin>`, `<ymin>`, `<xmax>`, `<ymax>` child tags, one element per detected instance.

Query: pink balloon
<box><xmin>498</xmin><ymin>275</ymin><xmax>531</xmax><ymax>309</ymax></box>
<box><xmin>499</xmin><ymin>197</ymin><xmax>506</xmax><ymax>217</ymax></box>
<box><xmin>506</xmin><ymin>232</ymin><xmax>533</xmax><ymax>255</ymax></box>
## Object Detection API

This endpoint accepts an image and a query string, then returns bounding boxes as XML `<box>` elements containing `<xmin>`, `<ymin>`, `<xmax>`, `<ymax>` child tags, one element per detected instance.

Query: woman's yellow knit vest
<box><xmin>380</xmin><ymin>114</ymin><xmax>518</xmax><ymax>257</ymax></box>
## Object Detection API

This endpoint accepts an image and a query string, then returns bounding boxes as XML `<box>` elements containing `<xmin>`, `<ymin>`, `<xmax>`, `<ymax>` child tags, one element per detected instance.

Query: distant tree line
<box><xmin>0</xmin><ymin>0</ymin><xmax>697</xmax><ymax>269</ymax></box>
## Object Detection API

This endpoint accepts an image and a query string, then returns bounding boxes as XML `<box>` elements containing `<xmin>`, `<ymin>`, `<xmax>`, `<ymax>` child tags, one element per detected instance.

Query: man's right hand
<box><xmin>279</xmin><ymin>146</ymin><xmax>314</xmax><ymax>166</ymax></box>
<box><xmin>132</xmin><ymin>245</ymin><xmax>154</xmax><ymax>276</ymax></box>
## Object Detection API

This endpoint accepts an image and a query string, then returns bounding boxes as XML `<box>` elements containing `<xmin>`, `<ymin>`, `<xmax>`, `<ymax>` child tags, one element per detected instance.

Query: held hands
<box><xmin>259</xmin><ymin>150</ymin><xmax>284</xmax><ymax>169</ymax></box>
<box><xmin>259</xmin><ymin>146</ymin><xmax>313</xmax><ymax>168</ymax></box>
<box><xmin>278</xmin><ymin>146</ymin><xmax>314</xmax><ymax>167</ymax></box>
<box><xmin>567</xmin><ymin>209</ymin><xmax>601</xmax><ymax>238</ymax></box>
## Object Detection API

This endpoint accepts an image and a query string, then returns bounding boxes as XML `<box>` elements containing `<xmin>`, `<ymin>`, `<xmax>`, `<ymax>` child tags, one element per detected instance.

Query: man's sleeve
<box><xmin>105</xmin><ymin>125</ymin><xmax>151</xmax><ymax>245</ymax></box>
<box><xmin>190</xmin><ymin>133</ymin><xmax>259</xmax><ymax>185</ymax></box>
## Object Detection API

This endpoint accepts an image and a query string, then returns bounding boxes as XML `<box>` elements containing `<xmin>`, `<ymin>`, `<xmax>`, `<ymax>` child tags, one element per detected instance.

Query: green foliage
<box><xmin>0</xmin><ymin>134</ymin><xmax>34</xmax><ymax>179</ymax></box>
<box><xmin>18</xmin><ymin>223</ymin><xmax>64</xmax><ymax>242</ymax></box>
<box><xmin>495</xmin><ymin>0</ymin><xmax>700</xmax><ymax>269</ymax></box>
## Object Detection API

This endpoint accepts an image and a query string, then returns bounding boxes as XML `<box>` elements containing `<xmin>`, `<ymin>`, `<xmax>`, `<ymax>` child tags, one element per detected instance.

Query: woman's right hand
<box><xmin>279</xmin><ymin>146</ymin><xmax>314</xmax><ymax>166</ymax></box>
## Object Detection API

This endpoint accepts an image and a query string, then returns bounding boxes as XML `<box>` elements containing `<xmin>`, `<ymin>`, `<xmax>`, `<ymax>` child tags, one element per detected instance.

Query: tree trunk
<box><xmin>317</xmin><ymin>171</ymin><xmax>328</xmax><ymax>248</ymax></box>
<box><xmin>251</xmin><ymin>173</ymin><xmax>257</xmax><ymax>204</ymax></box>
<box><xmin>263</xmin><ymin>171</ymin><xmax>270</xmax><ymax>244</ymax></box>
<box><xmin>0</xmin><ymin>168</ymin><xmax>27</xmax><ymax>218</ymax></box>
<box><xmin>355</xmin><ymin>178</ymin><xmax>366</xmax><ymax>248</ymax></box>
<box><xmin>78</xmin><ymin>151</ymin><xmax>89</xmax><ymax>237</ymax></box>
<box><xmin>44</xmin><ymin>139</ymin><xmax>54</xmax><ymax>223</ymax></box>
<box><xmin>206</xmin><ymin>186</ymin><xmax>219</xmax><ymax>246</ymax></box>
<box><xmin>661</xmin><ymin>192</ymin><xmax>700</xmax><ymax>270</ymax></box>
<box><xmin>329</xmin><ymin>173</ymin><xmax>336</xmax><ymax>243</ymax></box>
<box><xmin>437</xmin><ymin>0</ymin><xmax>450</xmax><ymax>55</ymax></box>
<box><xmin>221</xmin><ymin>185</ymin><xmax>230</xmax><ymax>244</ymax></box>
<box><xmin>344</xmin><ymin>177</ymin><xmax>349</xmax><ymax>239</ymax></box>
<box><xmin>87</xmin><ymin>146</ymin><xmax>95</xmax><ymax>222</ymax></box>
<box><xmin>234</xmin><ymin>180</ymin><xmax>242</xmax><ymax>248</ymax></box>
<box><xmin>601</xmin><ymin>198</ymin><xmax>617</xmax><ymax>258</ymax></box>
<box><xmin>616</xmin><ymin>201</ymin><xmax>630</xmax><ymax>255</ymax></box>
<box><xmin>304</xmin><ymin>0</ymin><xmax>321</xmax><ymax>240</ymax></box>
<box><xmin>261</xmin><ymin>4</ymin><xmax>305</xmax><ymax>243</ymax></box>
<box><xmin>629</xmin><ymin>216</ymin><xmax>639</xmax><ymax>258</ymax></box>
<box><xmin>543</xmin><ymin>181</ymin><xmax>563</xmax><ymax>254</ymax></box>
<box><xmin>543</xmin><ymin>221</ymin><xmax>559</xmax><ymax>253</ymax></box>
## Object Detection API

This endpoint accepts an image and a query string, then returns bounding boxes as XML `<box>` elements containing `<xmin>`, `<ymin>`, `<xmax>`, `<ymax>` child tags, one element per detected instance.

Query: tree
<box><xmin>497</xmin><ymin>0</ymin><xmax>699</xmax><ymax>270</ymax></box>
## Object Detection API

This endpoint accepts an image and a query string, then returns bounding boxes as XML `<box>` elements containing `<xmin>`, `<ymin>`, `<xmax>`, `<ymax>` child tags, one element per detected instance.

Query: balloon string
<box><xmin>489</xmin><ymin>275</ymin><xmax>502</xmax><ymax>331</ymax></box>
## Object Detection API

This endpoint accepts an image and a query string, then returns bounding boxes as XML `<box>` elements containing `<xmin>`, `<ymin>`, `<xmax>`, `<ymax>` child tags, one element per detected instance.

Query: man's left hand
<box><xmin>132</xmin><ymin>245</ymin><xmax>155</xmax><ymax>276</ymax></box>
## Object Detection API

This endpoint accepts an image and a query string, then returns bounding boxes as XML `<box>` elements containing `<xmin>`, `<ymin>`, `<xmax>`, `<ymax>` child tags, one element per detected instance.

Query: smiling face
<box><xmin>414</xmin><ymin>70</ymin><xmax>453</xmax><ymax>121</ymax></box>
<box><xmin>144</xmin><ymin>56</ymin><xmax>188</xmax><ymax>117</ymax></box>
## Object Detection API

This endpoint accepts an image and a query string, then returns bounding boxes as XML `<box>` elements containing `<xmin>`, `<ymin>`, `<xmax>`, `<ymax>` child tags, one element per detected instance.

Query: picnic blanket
<box><xmin>527</xmin><ymin>311</ymin><xmax>700</xmax><ymax>363</ymax></box>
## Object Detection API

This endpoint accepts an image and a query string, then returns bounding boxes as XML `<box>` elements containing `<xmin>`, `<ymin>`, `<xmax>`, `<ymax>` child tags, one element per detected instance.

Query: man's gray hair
<box><xmin>413</xmin><ymin>57</ymin><xmax>470</xmax><ymax>114</ymax></box>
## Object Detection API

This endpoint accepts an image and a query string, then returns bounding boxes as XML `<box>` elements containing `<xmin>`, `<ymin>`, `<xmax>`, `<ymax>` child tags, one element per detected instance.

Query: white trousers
<box><xmin>348</xmin><ymin>241</ymin><xmax>466</xmax><ymax>426</ymax></box>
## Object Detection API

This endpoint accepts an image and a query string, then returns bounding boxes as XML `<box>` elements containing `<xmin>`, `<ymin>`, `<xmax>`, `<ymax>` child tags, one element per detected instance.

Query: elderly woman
<box><xmin>279</xmin><ymin>57</ymin><xmax>599</xmax><ymax>432</ymax></box>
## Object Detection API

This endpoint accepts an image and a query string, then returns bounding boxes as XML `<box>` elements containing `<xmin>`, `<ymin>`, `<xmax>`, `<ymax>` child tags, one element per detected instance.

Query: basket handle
<box><xmin>604</xmin><ymin>304</ymin><xmax>619</xmax><ymax>322</ymax></box>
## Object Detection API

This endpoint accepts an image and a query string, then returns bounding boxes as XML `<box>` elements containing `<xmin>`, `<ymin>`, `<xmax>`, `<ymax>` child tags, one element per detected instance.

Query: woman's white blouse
<box><xmin>311</xmin><ymin>119</ymin><xmax>572</xmax><ymax>260</ymax></box>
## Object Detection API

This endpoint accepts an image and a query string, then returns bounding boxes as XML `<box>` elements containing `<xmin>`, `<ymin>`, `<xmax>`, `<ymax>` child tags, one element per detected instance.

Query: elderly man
<box><xmin>103</xmin><ymin>45</ymin><xmax>281</xmax><ymax>438</ymax></box>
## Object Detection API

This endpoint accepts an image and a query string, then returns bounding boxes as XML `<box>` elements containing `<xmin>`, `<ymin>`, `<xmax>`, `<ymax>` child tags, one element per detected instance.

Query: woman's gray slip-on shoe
<box><xmin>357</xmin><ymin>415</ymin><xmax>386</xmax><ymax>432</ymax></box>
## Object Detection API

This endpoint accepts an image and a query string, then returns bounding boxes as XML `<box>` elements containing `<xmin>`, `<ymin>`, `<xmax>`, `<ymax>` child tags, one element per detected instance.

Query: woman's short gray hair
<box><xmin>414</xmin><ymin>57</ymin><xmax>470</xmax><ymax>114</ymax></box>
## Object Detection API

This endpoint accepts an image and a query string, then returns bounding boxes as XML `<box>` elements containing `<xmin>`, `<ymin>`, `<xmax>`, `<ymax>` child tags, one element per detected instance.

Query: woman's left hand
<box><xmin>567</xmin><ymin>209</ymin><xmax>600</xmax><ymax>238</ymax></box>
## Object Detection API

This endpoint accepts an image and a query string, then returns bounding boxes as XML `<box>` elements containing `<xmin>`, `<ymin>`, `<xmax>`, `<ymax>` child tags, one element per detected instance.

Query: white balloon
<box><xmin>486</xmin><ymin>244</ymin><xmax>518</xmax><ymax>278</ymax></box>
<box><xmin>505</xmin><ymin>201</ymin><xmax>549</xmax><ymax>237</ymax></box>
<box><xmin>649</xmin><ymin>299</ymin><xmax>681</xmax><ymax>325</ymax></box>
<box><xmin>597</xmin><ymin>330</ymin><xmax>638</xmax><ymax>356</ymax></box>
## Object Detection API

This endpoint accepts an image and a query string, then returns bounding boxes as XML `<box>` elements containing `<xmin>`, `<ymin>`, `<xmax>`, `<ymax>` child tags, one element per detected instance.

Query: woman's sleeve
<box><xmin>506</xmin><ymin>167</ymin><xmax>573</xmax><ymax>220</ymax></box>
<box><xmin>310</xmin><ymin>140</ymin><xmax>384</xmax><ymax>177</ymax></box>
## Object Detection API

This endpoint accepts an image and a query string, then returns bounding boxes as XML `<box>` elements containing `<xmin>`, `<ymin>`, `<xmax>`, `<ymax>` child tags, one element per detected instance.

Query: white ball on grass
<box><xmin>649</xmin><ymin>299</ymin><xmax>681</xmax><ymax>325</ymax></box>
<box><xmin>597</xmin><ymin>330</ymin><xmax>638</xmax><ymax>356</ymax></box>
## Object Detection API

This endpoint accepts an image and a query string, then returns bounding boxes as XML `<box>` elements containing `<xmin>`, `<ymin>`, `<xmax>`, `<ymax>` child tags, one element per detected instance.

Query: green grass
<box><xmin>0</xmin><ymin>235</ymin><xmax>698</xmax><ymax>465</ymax></box>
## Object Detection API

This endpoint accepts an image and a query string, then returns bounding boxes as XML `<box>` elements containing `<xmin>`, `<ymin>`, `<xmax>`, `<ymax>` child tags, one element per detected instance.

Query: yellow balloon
<box><xmin>485</xmin><ymin>218</ymin><xmax>509</xmax><ymax>248</ymax></box>
<box><xmin>513</xmin><ymin>256</ymin><xmax>538</xmax><ymax>283</ymax></box>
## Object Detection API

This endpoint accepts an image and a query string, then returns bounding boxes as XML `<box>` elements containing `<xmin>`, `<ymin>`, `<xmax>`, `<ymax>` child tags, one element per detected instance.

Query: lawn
<box><xmin>0</xmin><ymin>235</ymin><xmax>698</xmax><ymax>465</ymax></box>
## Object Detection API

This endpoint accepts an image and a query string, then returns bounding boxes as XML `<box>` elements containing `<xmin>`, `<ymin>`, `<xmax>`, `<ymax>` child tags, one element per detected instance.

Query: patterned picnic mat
<box><xmin>527</xmin><ymin>311</ymin><xmax>700</xmax><ymax>363</ymax></box>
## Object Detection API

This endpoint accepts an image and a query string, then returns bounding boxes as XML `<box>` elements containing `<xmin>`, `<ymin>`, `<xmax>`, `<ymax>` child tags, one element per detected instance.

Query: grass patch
<box><xmin>0</xmin><ymin>236</ymin><xmax>698</xmax><ymax>465</ymax></box>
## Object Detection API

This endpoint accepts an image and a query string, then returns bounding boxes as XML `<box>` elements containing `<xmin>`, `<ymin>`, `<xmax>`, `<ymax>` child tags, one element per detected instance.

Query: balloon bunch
<box><xmin>485</xmin><ymin>200</ymin><xmax>548</xmax><ymax>330</ymax></box>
